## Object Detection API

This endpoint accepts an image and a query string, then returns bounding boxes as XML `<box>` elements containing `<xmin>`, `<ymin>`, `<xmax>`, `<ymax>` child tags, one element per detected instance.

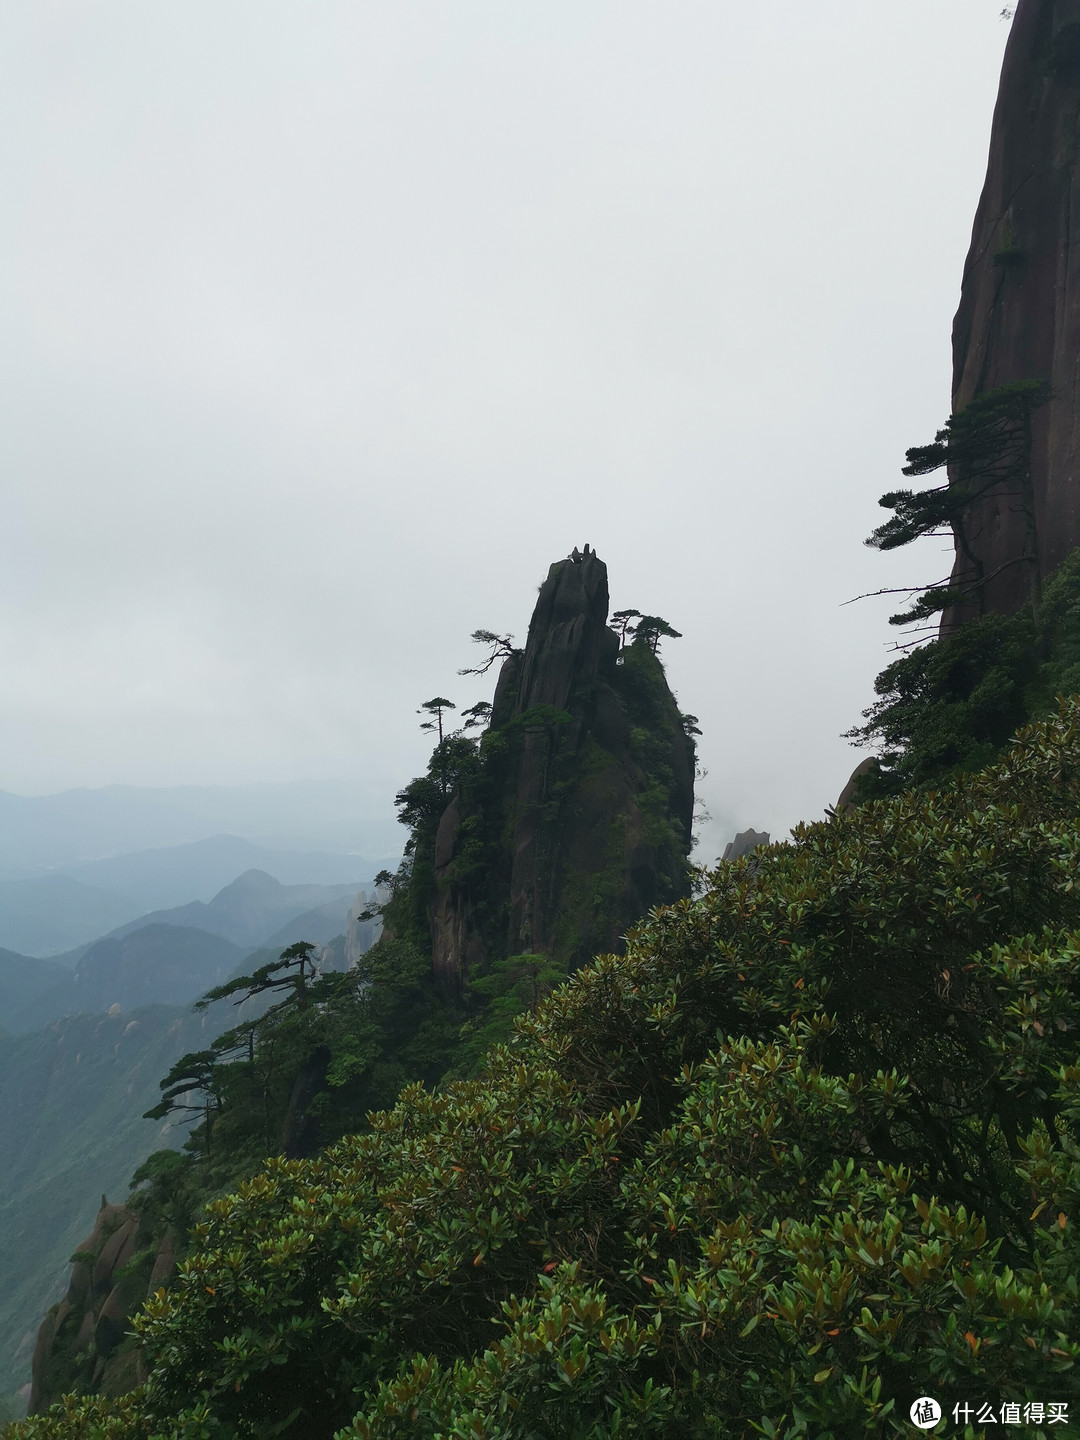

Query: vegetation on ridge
<box><xmin>11</xmin><ymin>698</ymin><xmax>1080</xmax><ymax>1437</ymax></box>
<box><xmin>865</xmin><ymin>380</ymin><xmax>1049</xmax><ymax>626</ymax></box>
<box><xmin>12</xmin><ymin>588</ymin><xmax>698</xmax><ymax>1422</ymax></box>
<box><xmin>380</xmin><ymin>600</ymin><xmax>695</xmax><ymax>977</ymax></box>
<box><xmin>848</xmin><ymin>543</ymin><xmax>1080</xmax><ymax>800</ymax></box>
<box><xmin>848</xmin><ymin>374</ymin><xmax>1080</xmax><ymax>798</ymax></box>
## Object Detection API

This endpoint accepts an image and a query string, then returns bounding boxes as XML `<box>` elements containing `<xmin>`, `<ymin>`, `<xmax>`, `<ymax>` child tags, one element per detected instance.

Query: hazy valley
<box><xmin>0</xmin><ymin>785</ymin><xmax>392</xmax><ymax>1408</ymax></box>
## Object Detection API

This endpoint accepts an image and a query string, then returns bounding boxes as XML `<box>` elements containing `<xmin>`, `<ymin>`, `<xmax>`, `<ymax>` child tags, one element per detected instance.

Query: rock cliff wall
<box><xmin>28</xmin><ymin>1197</ymin><xmax>175</xmax><ymax>1415</ymax></box>
<box><xmin>949</xmin><ymin>0</ymin><xmax>1080</xmax><ymax>616</ymax></box>
<box><xmin>429</xmin><ymin>549</ymin><xmax>695</xmax><ymax>986</ymax></box>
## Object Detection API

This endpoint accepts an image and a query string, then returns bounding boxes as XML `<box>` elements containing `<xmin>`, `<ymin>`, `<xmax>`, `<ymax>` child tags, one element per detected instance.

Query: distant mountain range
<box><xmin>117</xmin><ymin>780</ymin><xmax>398</xmax><ymax>855</ymax></box>
<box><xmin>106</xmin><ymin>868</ymin><xmax>362</xmax><ymax>948</ymax></box>
<box><xmin>260</xmin><ymin>895</ymin><xmax>362</xmax><ymax>950</ymax></box>
<box><xmin>0</xmin><ymin>876</ymin><xmax>143</xmax><ymax>957</ymax></box>
<box><xmin>0</xmin><ymin>948</ymin><xmax>67</xmax><ymax>1023</ymax></box>
<box><xmin>0</xmin><ymin>837</ymin><xmax>395</xmax><ymax>958</ymax></box>
<box><xmin>2</xmin><ymin>871</ymin><xmax>371</xmax><ymax>1033</ymax></box>
<box><xmin>0</xmin><ymin>780</ymin><xmax>398</xmax><ymax>1406</ymax></box>
<box><xmin>0</xmin><ymin>788</ymin><xmax>208</xmax><ymax>878</ymax></box>
<box><xmin>11</xmin><ymin>927</ymin><xmax>245</xmax><ymax>1032</ymax></box>
<box><xmin>59</xmin><ymin>833</ymin><xmax>388</xmax><ymax>911</ymax></box>
<box><xmin>0</xmin><ymin>780</ymin><xmax>401</xmax><ymax>879</ymax></box>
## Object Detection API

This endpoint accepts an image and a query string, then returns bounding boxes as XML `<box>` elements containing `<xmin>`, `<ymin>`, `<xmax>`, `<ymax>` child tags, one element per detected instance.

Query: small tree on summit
<box><xmin>611</xmin><ymin>609</ymin><xmax>684</xmax><ymax>656</ymax></box>
<box><xmin>633</xmin><ymin>615</ymin><xmax>683</xmax><ymax>656</ymax></box>
<box><xmin>610</xmin><ymin>609</ymin><xmax>642</xmax><ymax>646</ymax></box>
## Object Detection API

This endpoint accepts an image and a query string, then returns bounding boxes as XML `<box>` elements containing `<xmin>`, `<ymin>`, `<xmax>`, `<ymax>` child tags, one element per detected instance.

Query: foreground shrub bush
<box><xmin>12</xmin><ymin>702</ymin><xmax>1080</xmax><ymax>1439</ymax></box>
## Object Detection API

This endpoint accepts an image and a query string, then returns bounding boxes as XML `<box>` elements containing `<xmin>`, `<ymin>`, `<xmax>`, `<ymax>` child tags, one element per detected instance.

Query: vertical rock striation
<box><xmin>28</xmin><ymin>1198</ymin><xmax>176</xmax><ymax>1415</ymax></box>
<box><xmin>429</xmin><ymin>549</ymin><xmax>695</xmax><ymax>987</ymax></box>
<box><xmin>949</xmin><ymin>0</ymin><xmax>1080</xmax><ymax>617</ymax></box>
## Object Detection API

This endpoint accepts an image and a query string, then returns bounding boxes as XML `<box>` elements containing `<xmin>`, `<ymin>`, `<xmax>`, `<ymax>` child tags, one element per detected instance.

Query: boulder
<box><xmin>835</xmin><ymin>758</ymin><xmax>877</xmax><ymax>812</ymax></box>
<box><xmin>65</xmin><ymin>1258</ymin><xmax>92</xmax><ymax>1309</ymax></box>
<box><xmin>93</xmin><ymin>1282</ymin><xmax>131</xmax><ymax>1358</ymax></box>
<box><xmin>148</xmin><ymin>1230</ymin><xmax>176</xmax><ymax>1289</ymax></box>
<box><xmin>28</xmin><ymin>1198</ymin><xmax>142</xmax><ymax>1414</ymax></box>
<box><xmin>26</xmin><ymin>1308</ymin><xmax>58</xmax><ymax>1415</ymax></box>
<box><xmin>92</xmin><ymin>1216</ymin><xmax>137</xmax><ymax>1289</ymax></box>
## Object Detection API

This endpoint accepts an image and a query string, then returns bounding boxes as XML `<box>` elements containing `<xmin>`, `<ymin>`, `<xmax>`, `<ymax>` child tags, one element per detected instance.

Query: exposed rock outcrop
<box><xmin>429</xmin><ymin>549</ymin><xmax>695</xmax><ymax>986</ymax></box>
<box><xmin>343</xmin><ymin>889</ymin><xmax>382</xmax><ymax>970</ymax></box>
<box><xmin>948</xmin><ymin>0</ymin><xmax>1080</xmax><ymax>619</ymax></box>
<box><xmin>721</xmin><ymin>830</ymin><xmax>770</xmax><ymax>862</ymax></box>
<box><xmin>28</xmin><ymin>1197</ymin><xmax>176</xmax><ymax>1415</ymax></box>
<box><xmin>835</xmin><ymin>758</ymin><xmax>878</xmax><ymax>813</ymax></box>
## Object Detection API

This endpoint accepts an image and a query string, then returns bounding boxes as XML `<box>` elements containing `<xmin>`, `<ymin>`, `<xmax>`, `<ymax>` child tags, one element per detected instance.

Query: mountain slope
<box><xmin>0</xmin><ymin>879</ymin><xmax>141</xmax><ymax>959</ymax></box>
<box><xmin>0</xmin><ymin>951</ymin><xmax>67</xmax><ymax>1030</ymax></box>
<box><xmin>106</xmin><ymin>871</ymin><xmax>362</xmax><ymax>950</ymax></box>
<box><xmin>13</xmin><ymin>702</ymin><xmax>1080</xmax><ymax>1437</ymax></box>
<box><xmin>0</xmin><ymin>1004</ymin><xmax>213</xmax><ymax>1398</ymax></box>
<box><xmin>11</xmin><ymin>928</ymin><xmax>245</xmax><ymax>1033</ymax></box>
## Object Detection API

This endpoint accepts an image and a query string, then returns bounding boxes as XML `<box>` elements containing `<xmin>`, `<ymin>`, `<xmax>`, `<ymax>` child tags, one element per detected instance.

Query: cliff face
<box><xmin>429</xmin><ymin>549</ymin><xmax>695</xmax><ymax>986</ymax></box>
<box><xmin>949</xmin><ymin>0</ymin><xmax>1080</xmax><ymax>616</ymax></box>
<box><xmin>28</xmin><ymin>1197</ymin><xmax>175</xmax><ymax>1414</ymax></box>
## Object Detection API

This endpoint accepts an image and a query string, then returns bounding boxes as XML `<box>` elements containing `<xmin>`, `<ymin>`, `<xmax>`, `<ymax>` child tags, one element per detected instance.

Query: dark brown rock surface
<box><xmin>949</xmin><ymin>0</ymin><xmax>1080</xmax><ymax>617</ymax></box>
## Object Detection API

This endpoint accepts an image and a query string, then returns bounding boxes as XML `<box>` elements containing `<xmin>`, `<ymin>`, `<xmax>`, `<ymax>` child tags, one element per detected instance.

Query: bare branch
<box><xmin>458</xmin><ymin>630</ymin><xmax>515</xmax><ymax>677</ymax></box>
<box><xmin>841</xmin><ymin>580</ymin><xmax>953</xmax><ymax>608</ymax></box>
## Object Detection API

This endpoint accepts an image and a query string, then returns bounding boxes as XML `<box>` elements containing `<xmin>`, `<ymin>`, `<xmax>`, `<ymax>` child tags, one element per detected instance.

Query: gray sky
<box><xmin>0</xmin><ymin>2</ymin><xmax>1013</xmax><ymax>855</ymax></box>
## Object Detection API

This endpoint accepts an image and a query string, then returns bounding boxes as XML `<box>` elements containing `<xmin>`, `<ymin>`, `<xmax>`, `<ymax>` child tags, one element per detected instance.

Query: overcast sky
<box><xmin>0</xmin><ymin>2</ymin><xmax>1014</xmax><ymax>855</ymax></box>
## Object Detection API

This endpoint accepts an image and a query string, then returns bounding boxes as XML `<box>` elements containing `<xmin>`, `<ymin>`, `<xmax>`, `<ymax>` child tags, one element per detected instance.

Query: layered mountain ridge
<box><xmin>3</xmin><ymin>872</ymin><xmax>375</xmax><ymax>1034</ymax></box>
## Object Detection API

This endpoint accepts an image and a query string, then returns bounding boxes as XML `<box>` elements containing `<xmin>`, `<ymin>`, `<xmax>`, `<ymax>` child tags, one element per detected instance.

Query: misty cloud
<box><xmin>0</xmin><ymin>2</ymin><xmax>1011</xmax><ymax>849</ymax></box>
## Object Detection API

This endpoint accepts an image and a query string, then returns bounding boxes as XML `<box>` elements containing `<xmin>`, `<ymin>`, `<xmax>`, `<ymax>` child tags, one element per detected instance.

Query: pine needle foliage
<box><xmin>848</xmin><ymin>547</ymin><xmax>1080</xmax><ymax>796</ymax></box>
<box><xmin>866</xmin><ymin>380</ymin><xmax>1049</xmax><ymax>622</ymax></box>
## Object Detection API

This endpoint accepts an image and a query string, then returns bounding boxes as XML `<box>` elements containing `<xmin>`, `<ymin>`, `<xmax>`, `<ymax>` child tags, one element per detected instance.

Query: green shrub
<box><xmin>14</xmin><ymin>701</ymin><xmax>1080</xmax><ymax>1438</ymax></box>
